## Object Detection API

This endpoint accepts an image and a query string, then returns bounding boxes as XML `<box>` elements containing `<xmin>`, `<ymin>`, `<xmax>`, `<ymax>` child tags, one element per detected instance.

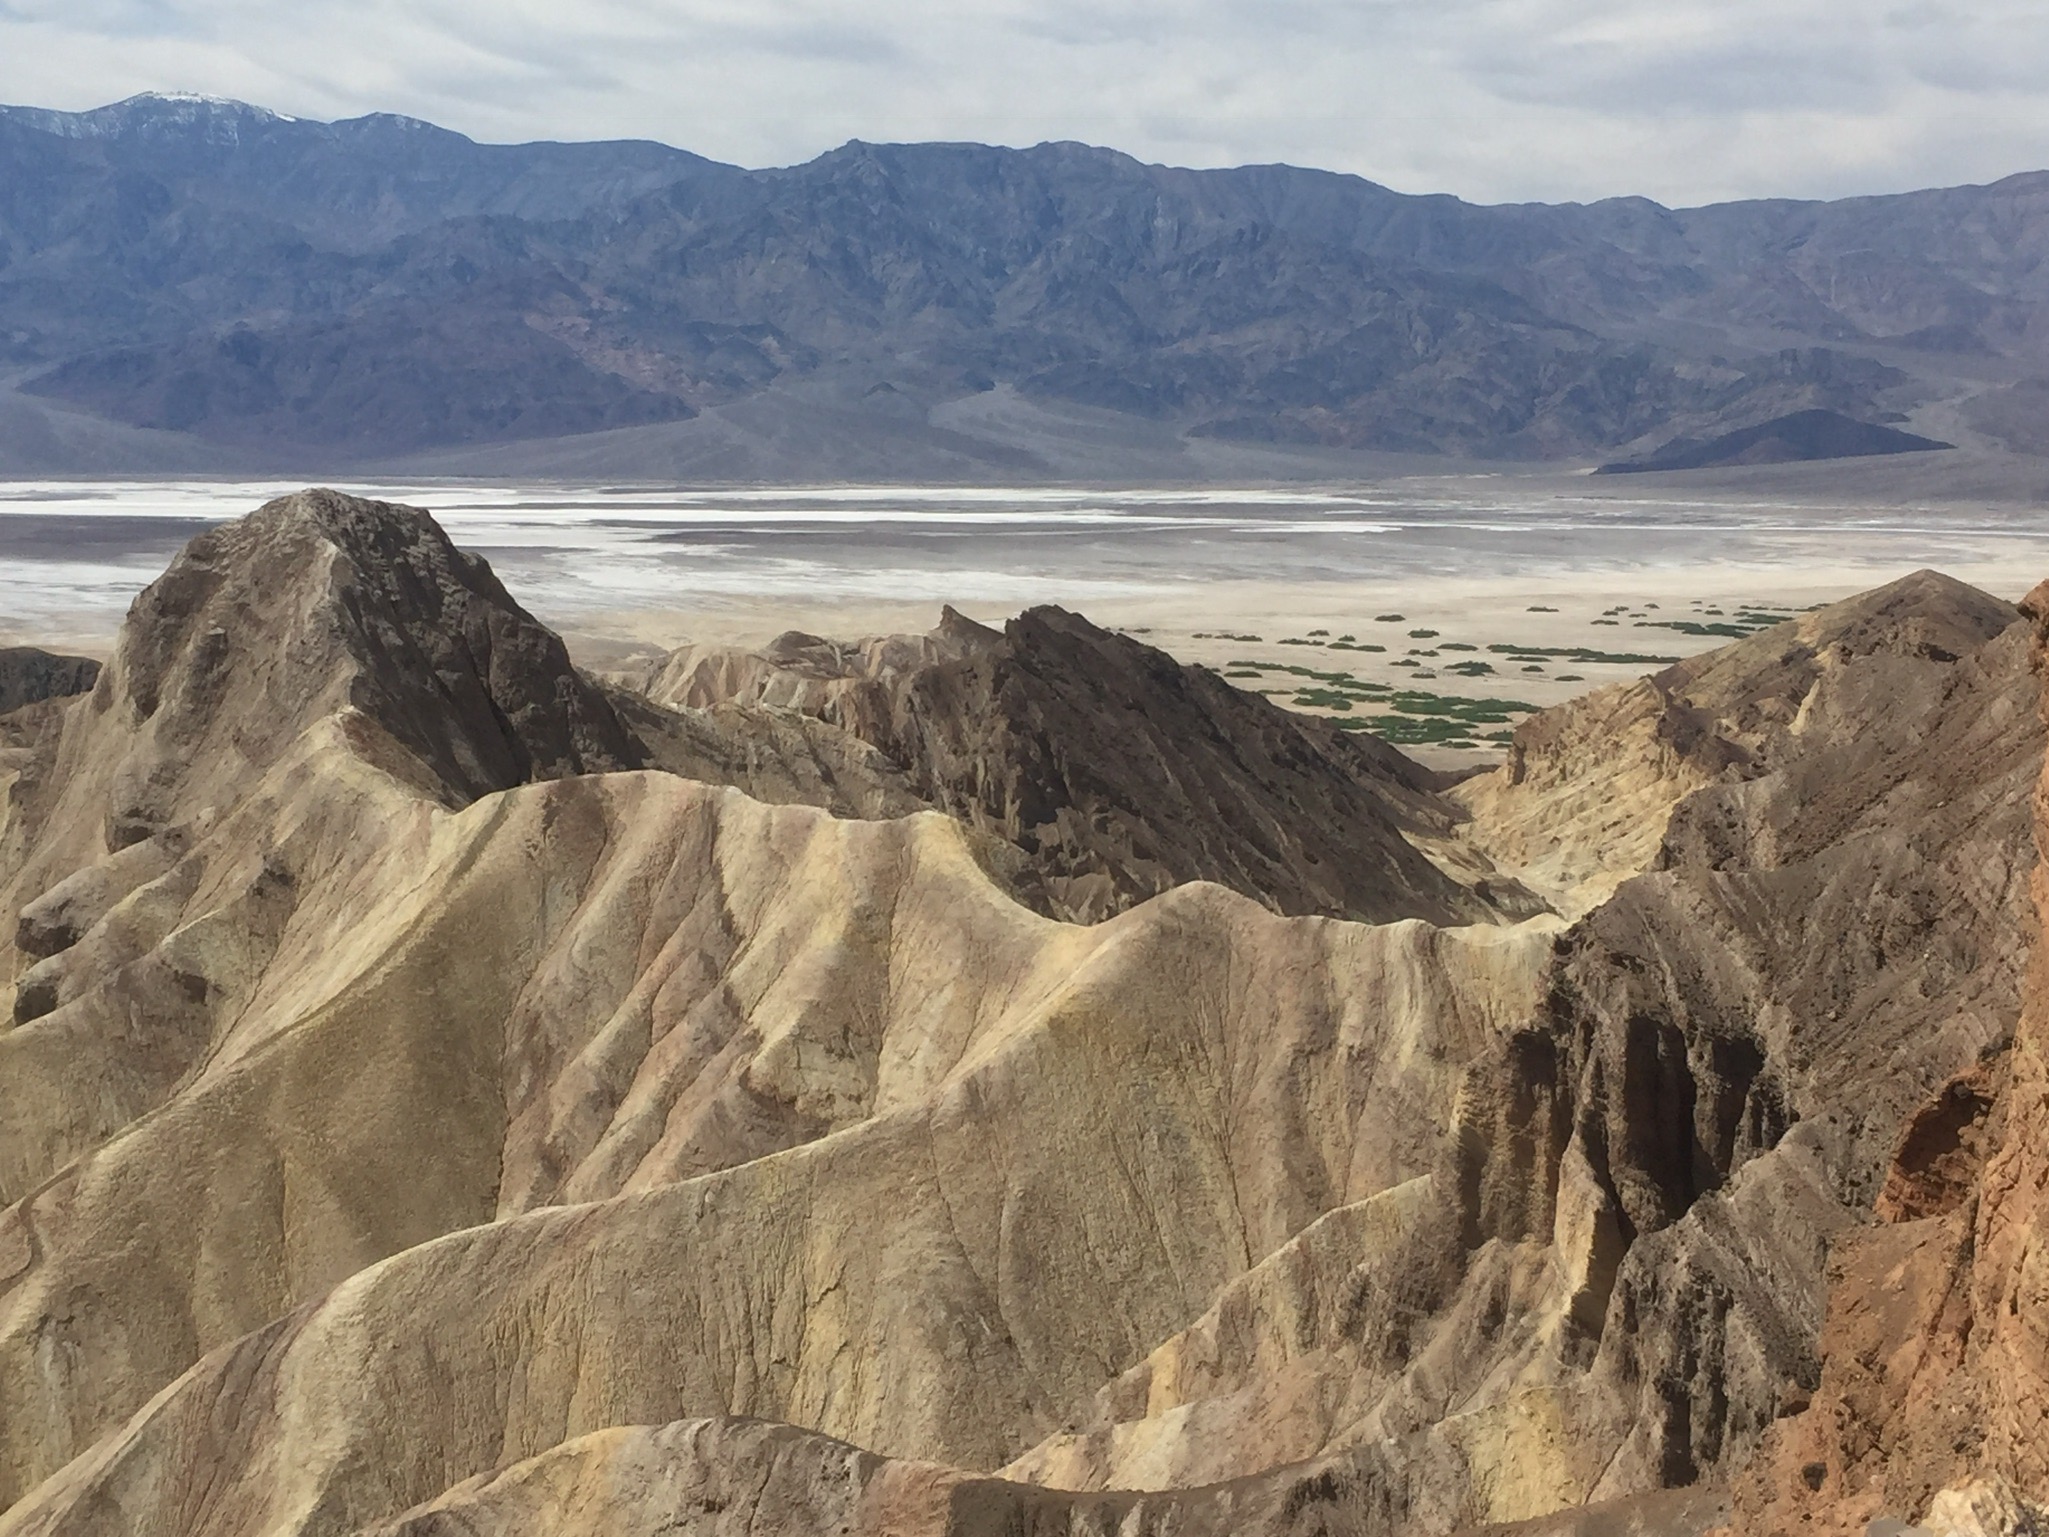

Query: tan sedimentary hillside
<box><xmin>994</xmin><ymin>573</ymin><xmax>2039</xmax><ymax>1526</ymax></box>
<box><xmin>0</xmin><ymin>490</ymin><xmax>1559</xmax><ymax>1531</ymax></box>
<box><xmin>606</xmin><ymin>686</ymin><xmax>931</xmax><ymax>821</ymax></box>
<box><xmin>1456</xmin><ymin>570</ymin><xmax>2019</xmax><ymax>914</ymax></box>
<box><xmin>642</xmin><ymin>605</ymin><xmax>1004</xmax><ymax>717</ymax></box>
<box><xmin>362</xmin><ymin>1419</ymin><xmax>965</xmax><ymax>1537</ymax></box>
<box><xmin>368</xmin><ymin>1420</ymin><xmax>1733</xmax><ymax>1537</ymax></box>
<box><xmin>0</xmin><ymin>491</ymin><xmax>2041</xmax><ymax>1537</ymax></box>
<box><xmin>639</xmin><ymin>605</ymin><xmax>1521</xmax><ymax>926</ymax></box>
<box><xmin>0</xmin><ymin>763</ymin><xmax>1556</xmax><ymax>1530</ymax></box>
<box><xmin>620</xmin><ymin>612</ymin><xmax>990</xmax><ymax>823</ymax></box>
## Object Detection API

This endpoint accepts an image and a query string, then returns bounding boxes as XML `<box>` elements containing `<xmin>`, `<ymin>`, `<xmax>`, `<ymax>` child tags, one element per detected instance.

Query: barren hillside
<box><xmin>0</xmin><ymin>491</ymin><xmax>2040</xmax><ymax>1535</ymax></box>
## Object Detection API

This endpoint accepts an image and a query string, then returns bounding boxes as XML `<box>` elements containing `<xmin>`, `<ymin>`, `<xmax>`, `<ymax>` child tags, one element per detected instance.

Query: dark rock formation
<box><xmin>0</xmin><ymin>649</ymin><xmax>98</xmax><ymax>715</ymax></box>
<box><xmin>1595</xmin><ymin>409</ymin><xmax>1952</xmax><ymax>473</ymax></box>
<box><xmin>1448</xmin><ymin>571</ymin><xmax>2036</xmax><ymax>1500</ymax></box>
<box><xmin>862</xmin><ymin>605</ymin><xmax>1510</xmax><ymax>924</ymax></box>
<box><xmin>647</xmin><ymin>604</ymin><xmax>1525</xmax><ymax>926</ymax></box>
<box><xmin>82</xmin><ymin>486</ymin><xmax>642</xmax><ymax>838</ymax></box>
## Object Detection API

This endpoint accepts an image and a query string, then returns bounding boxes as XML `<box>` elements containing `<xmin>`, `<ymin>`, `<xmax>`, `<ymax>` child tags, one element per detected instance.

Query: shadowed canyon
<box><xmin>0</xmin><ymin>489</ymin><xmax>2044</xmax><ymax>1535</ymax></box>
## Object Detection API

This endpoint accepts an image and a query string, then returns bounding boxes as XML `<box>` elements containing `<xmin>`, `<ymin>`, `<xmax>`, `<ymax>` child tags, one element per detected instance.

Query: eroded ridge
<box><xmin>0</xmin><ymin>493</ymin><xmax>2040</xmax><ymax>1537</ymax></box>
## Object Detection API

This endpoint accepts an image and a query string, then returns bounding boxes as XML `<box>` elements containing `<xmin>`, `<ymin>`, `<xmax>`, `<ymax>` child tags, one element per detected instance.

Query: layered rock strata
<box><xmin>645</xmin><ymin>605</ymin><xmax>1518</xmax><ymax>926</ymax></box>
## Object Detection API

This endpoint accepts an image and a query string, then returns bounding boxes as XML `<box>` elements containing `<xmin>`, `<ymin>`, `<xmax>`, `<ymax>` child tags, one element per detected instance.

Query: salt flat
<box><xmin>6</xmin><ymin>473</ymin><xmax>2048</xmax><ymax>761</ymax></box>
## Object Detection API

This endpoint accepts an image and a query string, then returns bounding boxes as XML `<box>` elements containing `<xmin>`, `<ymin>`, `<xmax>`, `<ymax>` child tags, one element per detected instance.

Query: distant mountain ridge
<box><xmin>0</xmin><ymin>93</ymin><xmax>2044</xmax><ymax>475</ymax></box>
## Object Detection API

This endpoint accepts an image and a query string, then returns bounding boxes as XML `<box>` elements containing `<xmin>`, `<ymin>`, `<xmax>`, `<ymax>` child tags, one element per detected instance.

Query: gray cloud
<box><xmin>1</xmin><ymin>0</ymin><xmax>2046</xmax><ymax>204</ymax></box>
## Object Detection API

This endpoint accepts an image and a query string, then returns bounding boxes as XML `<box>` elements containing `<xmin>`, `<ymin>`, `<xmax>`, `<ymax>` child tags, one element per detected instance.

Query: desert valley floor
<box><xmin>10</xmin><ymin>472</ymin><xmax>2049</xmax><ymax>765</ymax></box>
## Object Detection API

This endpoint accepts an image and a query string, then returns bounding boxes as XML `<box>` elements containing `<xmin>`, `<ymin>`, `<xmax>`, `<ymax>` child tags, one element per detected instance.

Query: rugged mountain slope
<box><xmin>0</xmin><ymin>492</ymin><xmax>1557</xmax><ymax>1527</ymax></box>
<box><xmin>1719</xmin><ymin>580</ymin><xmax>2049</xmax><ymax>1536</ymax></box>
<box><xmin>983</xmin><ymin>573</ymin><xmax>2040</xmax><ymax>1524</ymax></box>
<box><xmin>1457</xmin><ymin>568</ymin><xmax>2022</xmax><ymax>912</ymax></box>
<box><xmin>641</xmin><ymin>607</ymin><xmax>1511</xmax><ymax>925</ymax></box>
<box><xmin>5</xmin><ymin>95</ymin><xmax>2049</xmax><ymax>468</ymax></box>
<box><xmin>0</xmin><ymin>493</ymin><xmax>2042</xmax><ymax>1536</ymax></box>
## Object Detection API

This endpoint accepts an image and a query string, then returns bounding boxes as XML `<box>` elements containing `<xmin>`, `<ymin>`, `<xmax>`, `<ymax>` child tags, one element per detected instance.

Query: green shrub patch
<box><xmin>1485</xmin><ymin>642</ymin><xmax>1680</xmax><ymax>664</ymax></box>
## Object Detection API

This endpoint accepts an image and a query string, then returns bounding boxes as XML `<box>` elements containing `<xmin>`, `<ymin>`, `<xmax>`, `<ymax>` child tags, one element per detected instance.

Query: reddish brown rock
<box><xmin>1726</xmin><ymin>579</ymin><xmax>2049</xmax><ymax>1534</ymax></box>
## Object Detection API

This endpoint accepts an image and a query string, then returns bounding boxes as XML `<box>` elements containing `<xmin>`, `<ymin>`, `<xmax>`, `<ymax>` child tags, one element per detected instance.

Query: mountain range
<box><xmin>0</xmin><ymin>94</ymin><xmax>2045</xmax><ymax>477</ymax></box>
<box><xmin>0</xmin><ymin>489</ymin><xmax>2045</xmax><ymax>1533</ymax></box>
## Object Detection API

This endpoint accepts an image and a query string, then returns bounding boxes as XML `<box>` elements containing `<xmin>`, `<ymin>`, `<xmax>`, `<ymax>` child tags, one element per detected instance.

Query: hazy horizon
<box><xmin>5</xmin><ymin>1</ymin><xmax>2046</xmax><ymax>208</ymax></box>
<box><xmin>9</xmin><ymin>88</ymin><xmax>2047</xmax><ymax>212</ymax></box>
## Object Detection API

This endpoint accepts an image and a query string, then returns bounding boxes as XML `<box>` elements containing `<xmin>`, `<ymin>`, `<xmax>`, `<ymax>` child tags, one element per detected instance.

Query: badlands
<box><xmin>0</xmin><ymin>488</ymin><xmax>2043</xmax><ymax>1536</ymax></box>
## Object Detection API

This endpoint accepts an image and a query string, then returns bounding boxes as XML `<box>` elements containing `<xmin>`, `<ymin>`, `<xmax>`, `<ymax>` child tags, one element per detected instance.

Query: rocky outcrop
<box><xmin>1721</xmin><ymin>580</ymin><xmax>2049</xmax><ymax>1537</ymax></box>
<box><xmin>642</xmin><ymin>605</ymin><xmax>1004</xmax><ymax>719</ymax></box>
<box><xmin>1458</xmin><ymin>569</ymin><xmax>2021</xmax><ymax>913</ymax></box>
<box><xmin>0</xmin><ymin>487</ymin><xmax>643</xmax><ymax>929</ymax></box>
<box><xmin>106</xmin><ymin>487</ymin><xmax>639</xmax><ymax>802</ymax></box>
<box><xmin>645</xmin><ymin>605</ymin><xmax>1522</xmax><ymax>926</ymax></box>
<box><xmin>606</xmin><ymin>685</ymin><xmax>931</xmax><ymax>823</ymax></box>
<box><xmin>0</xmin><ymin>651</ymin><xmax>98</xmax><ymax>717</ymax></box>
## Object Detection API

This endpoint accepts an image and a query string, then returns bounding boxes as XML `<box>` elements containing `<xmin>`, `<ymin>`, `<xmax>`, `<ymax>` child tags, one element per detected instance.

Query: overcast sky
<box><xmin>2</xmin><ymin>0</ymin><xmax>2044</xmax><ymax>205</ymax></box>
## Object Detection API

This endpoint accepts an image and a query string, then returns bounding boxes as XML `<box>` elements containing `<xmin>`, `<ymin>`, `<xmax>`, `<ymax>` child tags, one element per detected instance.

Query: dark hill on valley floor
<box><xmin>1595</xmin><ymin>407</ymin><xmax>1954</xmax><ymax>473</ymax></box>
